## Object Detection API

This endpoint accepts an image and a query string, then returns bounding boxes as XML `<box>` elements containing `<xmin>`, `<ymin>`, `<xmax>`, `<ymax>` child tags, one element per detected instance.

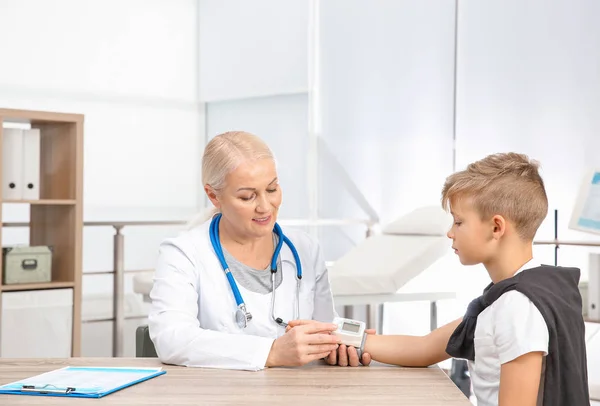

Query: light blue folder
<box><xmin>0</xmin><ymin>366</ymin><xmax>166</xmax><ymax>398</ymax></box>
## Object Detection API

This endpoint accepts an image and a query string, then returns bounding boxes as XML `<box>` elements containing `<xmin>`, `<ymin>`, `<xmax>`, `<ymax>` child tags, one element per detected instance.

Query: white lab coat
<box><xmin>148</xmin><ymin>218</ymin><xmax>337</xmax><ymax>371</ymax></box>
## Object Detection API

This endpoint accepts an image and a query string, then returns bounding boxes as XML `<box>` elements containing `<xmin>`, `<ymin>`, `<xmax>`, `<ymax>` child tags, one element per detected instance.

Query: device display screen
<box><xmin>342</xmin><ymin>322</ymin><xmax>360</xmax><ymax>333</ymax></box>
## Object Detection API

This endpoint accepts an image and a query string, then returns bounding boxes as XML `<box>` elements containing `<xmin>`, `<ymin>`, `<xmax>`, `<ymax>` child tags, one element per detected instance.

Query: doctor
<box><xmin>149</xmin><ymin>131</ymin><xmax>369</xmax><ymax>371</ymax></box>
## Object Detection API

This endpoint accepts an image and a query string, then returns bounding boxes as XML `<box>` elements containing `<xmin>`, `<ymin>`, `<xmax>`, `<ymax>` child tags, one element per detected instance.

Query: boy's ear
<box><xmin>491</xmin><ymin>215</ymin><xmax>506</xmax><ymax>239</ymax></box>
<box><xmin>204</xmin><ymin>185</ymin><xmax>221</xmax><ymax>209</ymax></box>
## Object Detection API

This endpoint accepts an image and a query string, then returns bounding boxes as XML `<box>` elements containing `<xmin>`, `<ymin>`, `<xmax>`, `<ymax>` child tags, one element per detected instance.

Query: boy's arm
<box><xmin>493</xmin><ymin>291</ymin><xmax>548</xmax><ymax>405</ymax></box>
<box><xmin>364</xmin><ymin>318</ymin><xmax>462</xmax><ymax>367</ymax></box>
<box><xmin>498</xmin><ymin>351</ymin><xmax>544</xmax><ymax>406</ymax></box>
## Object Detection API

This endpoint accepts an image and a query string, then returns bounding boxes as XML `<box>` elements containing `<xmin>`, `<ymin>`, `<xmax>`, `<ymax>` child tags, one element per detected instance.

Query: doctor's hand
<box><xmin>265</xmin><ymin>322</ymin><xmax>341</xmax><ymax>368</ymax></box>
<box><xmin>286</xmin><ymin>320</ymin><xmax>375</xmax><ymax>367</ymax></box>
<box><xmin>325</xmin><ymin>328</ymin><xmax>376</xmax><ymax>367</ymax></box>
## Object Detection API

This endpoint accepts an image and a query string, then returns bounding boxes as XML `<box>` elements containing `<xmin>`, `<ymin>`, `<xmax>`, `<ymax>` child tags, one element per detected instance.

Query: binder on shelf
<box><xmin>22</xmin><ymin>128</ymin><xmax>41</xmax><ymax>200</ymax></box>
<box><xmin>1</xmin><ymin>128</ymin><xmax>24</xmax><ymax>200</ymax></box>
<box><xmin>0</xmin><ymin>366</ymin><xmax>166</xmax><ymax>399</ymax></box>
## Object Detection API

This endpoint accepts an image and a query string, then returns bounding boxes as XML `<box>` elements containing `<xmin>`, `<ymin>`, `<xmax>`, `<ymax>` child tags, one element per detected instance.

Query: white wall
<box><xmin>4</xmin><ymin>0</ymin><xmax>600</xmax><ymax>356</ymax></box>
<box><xmin>317</xmin><ymin>0</ymin><xmax>456</xmax><ymax>258</ymax></box>
<box><xmin>199</xmin><ymin>0</ymin><xmax>308</xmax><ymax>101</ymax></box>
<box><xmin>206</xmin><ymin>94</ymin><xmax>310</xmax><ymax>219</ymax></box>
<box><xmin>456</xmin><ymin>0</ymin><xmax>600</xmax><ymax>280</ymax></box>
<box><xmin>317</xmin><ymin>0</ymin><xmax>460</xmax><ymax>334</ymax></box>
<box><xmin>200</xmin><ymin>0</ymin><xmax>313</xmax><ymax>232</ymax></box>
<box><xmin>0</xmin><ymin>0</ymin><xmax>202</xmax><ymax>211</ymax></box>
<box><xmin>0</xmin><ymin>0</ymin><xmax>201</xmax><ymax>356</ymax></box>
<box><xmin>198</xmin><ymin>0</ymin><xmax>600</xmax><ymax>348</ymax></box>
<box><xmin>317</xmin><ymin>0</ymin><xmax>600</xmax><ymax>338</ymax></box>
<box><xmin>0</xmin><ymin>0</ymin><xmax>197</xmax><ymax>102</ymax></box>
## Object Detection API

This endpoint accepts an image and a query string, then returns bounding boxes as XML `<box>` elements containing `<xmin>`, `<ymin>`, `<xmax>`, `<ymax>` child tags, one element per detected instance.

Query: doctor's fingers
<box><xmin>337</xmin><ymin>344</ymin><xmax>349</xmax><ymax>367</ymax></box>
<box><xmin>346</xmin><ymin>346</ymin><xmax>360</xmax><ymax>367</ymax></box>
<box><xmin>325</xmin><ymin>349</ymin><xmax>337</xmax><ymax>365</ymax></box>
<box><xmin>287</xmin><ymin>319</ymin><xmax>313</xmax><ymax>329</ymax></box>
<box><xmin>302</xmin><ymin>332</ymin><xmax>341</xmax><ymax>346</ymax></box>
<box><xmin>307</xmin><ymin>351</ymin><xmax>336</xmax><ymax>364</ymax></box>
<box><xmin>299</xmin><ymin>322</ymin><xmax>339</xmax><ymax>335</ymax></box>
<box><xmin>306</xmin><ymin>343</ymin><xmax>340</xmax><ymax>355</ymax></box>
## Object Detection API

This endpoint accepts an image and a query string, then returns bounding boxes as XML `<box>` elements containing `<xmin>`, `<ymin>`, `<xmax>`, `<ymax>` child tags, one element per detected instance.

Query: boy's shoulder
<box><xmin>490</xmin><ymin>265</ymin><xmax>585</xmax><ymax>336</ymax></box>
<box><xmin>477</xmin><ymin>290</ymin><xmax>549</xmax><ymax>358</ymax></box>
<box><xmin>490</xmin><ymin>289</ymin><xmax>533</xmax><ymax>309</ymax></box>
<box><xmin>483</xmin><ymin>289</ymin><xmax>541</xmax><ymax>321</ymax></box>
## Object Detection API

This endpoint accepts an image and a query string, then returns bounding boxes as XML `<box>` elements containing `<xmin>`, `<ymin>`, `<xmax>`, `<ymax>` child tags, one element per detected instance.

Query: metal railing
<box><xmin>534</xmin><ymin>240</ymin><xmax>600</xmax><ymax>248</ymax></box>
<box><xmin>2</xmin><ymin>217</ymin><xmax>376</xmax><ymax>357</ymax></box>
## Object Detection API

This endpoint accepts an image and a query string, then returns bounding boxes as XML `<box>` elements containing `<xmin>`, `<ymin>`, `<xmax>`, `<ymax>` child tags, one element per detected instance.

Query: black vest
<box><xmin>446</xmin><ymin>265</ymin><xmax>589</xmax><ymax>406</ymax></box>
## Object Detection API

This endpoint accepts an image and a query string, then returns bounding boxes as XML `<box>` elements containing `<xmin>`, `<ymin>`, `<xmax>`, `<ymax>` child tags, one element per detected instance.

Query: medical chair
<box><xmin>135</xmin><ymin>325</ymin><xmax>158</xmax><ymax>358</ymax></box>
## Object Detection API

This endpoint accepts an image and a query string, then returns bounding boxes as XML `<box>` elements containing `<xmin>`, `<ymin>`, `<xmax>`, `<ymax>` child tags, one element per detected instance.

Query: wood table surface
<box><xmin>0</xmin><ymin>358</ymin><xmax>472</xmax><ymax>405</ymax></box>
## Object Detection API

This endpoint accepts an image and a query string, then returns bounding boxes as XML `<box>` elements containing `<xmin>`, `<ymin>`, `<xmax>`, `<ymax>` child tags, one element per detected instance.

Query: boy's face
<box><xmin>447</xmin><ymin>198</ymin><xmax>495</xmax><ymax>266</ymax></box>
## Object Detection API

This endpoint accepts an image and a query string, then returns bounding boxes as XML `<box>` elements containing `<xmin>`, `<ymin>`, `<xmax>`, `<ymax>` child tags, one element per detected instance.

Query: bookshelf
<box><xmin>0</xmin><ymin>108</ymin><xmax>83</xmax><ymax>357</ymax></box>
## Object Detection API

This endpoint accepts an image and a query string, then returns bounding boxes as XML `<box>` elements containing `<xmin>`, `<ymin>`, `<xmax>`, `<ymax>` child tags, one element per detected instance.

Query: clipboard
<box><xmin>0</xmin><ymin>366</ymin><xmax>166</xmax><ymax>398</ymax></box>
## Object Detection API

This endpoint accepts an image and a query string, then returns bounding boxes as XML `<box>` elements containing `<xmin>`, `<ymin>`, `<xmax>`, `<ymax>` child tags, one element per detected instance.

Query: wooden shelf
<box><xmin>0</xmin><ymin>108</ymin><xmax>83</xmax><ymax>124</ymax></box>
<box><xmin>0</xmin><ymin>107</ymin><xmax>84</xmax><ymax>357</ymax></box>
<box><xmin>3</xmin><ymin>199</ymin><xmax>77</xmax><ymax>205</ymax></box>
<box><xmin>1</xmin><ymin>281</ymin><xmax>75</xmax><ymax>292</ymax></box>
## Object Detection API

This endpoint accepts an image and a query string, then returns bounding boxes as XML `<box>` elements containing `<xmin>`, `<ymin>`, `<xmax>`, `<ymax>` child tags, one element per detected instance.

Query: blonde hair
<box><xmin>441</xmin><ymin>152</ymin><xmax>548</xmax><ymax>240</ymax></box>
<box><xmin>202</xmin><ymin>131</ymin><xmax>275</xmax><ymax>191</ymax></box>
<box><xmin>188</xmin><ymin>131</ymin><xmax>276</xmax><ymax>228</ymax></box>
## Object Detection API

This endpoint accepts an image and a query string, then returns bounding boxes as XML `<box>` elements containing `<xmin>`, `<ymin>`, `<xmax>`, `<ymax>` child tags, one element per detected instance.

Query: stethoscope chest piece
<box><xmin>235</xmin><ymin>305</ymin><xmax>252</xmax><ymax>329</ymax></box>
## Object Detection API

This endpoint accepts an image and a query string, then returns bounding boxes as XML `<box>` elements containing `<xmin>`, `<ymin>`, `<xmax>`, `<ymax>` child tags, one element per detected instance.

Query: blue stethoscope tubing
<box><xmin>209</xmin><ymin>213</ymin><xmax>302</xmax><ymax>328</ymax></box>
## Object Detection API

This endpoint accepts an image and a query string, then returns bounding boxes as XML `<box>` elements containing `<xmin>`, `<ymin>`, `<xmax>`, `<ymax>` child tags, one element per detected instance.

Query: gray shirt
<box><xmin>222</xmin><ymin>233</ymin><xmax>282</xmax><ymax>294</ymax></box>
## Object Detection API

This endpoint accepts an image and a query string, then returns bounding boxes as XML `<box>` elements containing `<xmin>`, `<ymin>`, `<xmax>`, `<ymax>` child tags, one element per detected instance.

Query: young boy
<box><xmin>363</xmin><ymin>152</ymin><xmax>589</xmax><ymax>405</ymax></box>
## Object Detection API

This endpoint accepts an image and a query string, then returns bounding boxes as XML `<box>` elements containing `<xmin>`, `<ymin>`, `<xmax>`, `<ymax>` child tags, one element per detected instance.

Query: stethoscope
<box><xmin>209</xmin><ymin>213</ymin><xmax>302</xmax><ymax>329</ymax></box>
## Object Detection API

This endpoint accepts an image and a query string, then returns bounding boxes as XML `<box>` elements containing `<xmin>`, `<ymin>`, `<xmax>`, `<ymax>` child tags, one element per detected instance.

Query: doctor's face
<box><xmin>214</xmin><ymin>158</ymin><xmax>282</xmax><ymax>240</ymax></box>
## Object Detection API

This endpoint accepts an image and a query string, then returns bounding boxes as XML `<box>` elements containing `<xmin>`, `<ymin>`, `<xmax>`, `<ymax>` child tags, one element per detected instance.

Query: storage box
<box><xmin>2</xmin><ymin>246</ymin><xmax>52</xmax><ymax>284</ymax></box>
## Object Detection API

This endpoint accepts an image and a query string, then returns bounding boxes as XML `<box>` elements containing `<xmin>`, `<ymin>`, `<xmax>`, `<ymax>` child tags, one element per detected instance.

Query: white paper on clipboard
<box><xmin>0</xmin><ymin>366</ymin><xmax>164</xmax><ymax>396</ymax></box>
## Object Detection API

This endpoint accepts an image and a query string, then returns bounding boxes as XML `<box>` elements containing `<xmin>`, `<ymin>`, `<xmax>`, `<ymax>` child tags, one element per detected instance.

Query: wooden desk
<box><xmin>0</xmin><ymin>358</ymin><xmax>471</xmax><ymax>405</ymax></box>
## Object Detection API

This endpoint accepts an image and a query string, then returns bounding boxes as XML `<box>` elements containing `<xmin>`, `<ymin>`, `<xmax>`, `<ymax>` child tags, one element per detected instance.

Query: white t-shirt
<box><xmin>468</xmin><ymin>260</ymin><xmax>549</xmax><ymax>406</ymax></box>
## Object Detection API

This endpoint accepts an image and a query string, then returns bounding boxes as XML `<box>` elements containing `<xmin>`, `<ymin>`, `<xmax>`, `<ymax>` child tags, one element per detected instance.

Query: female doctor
<box><xmin>148</xmin><ymin>131</ymin><xmax>370</xmax><ymax>371</ymax></box>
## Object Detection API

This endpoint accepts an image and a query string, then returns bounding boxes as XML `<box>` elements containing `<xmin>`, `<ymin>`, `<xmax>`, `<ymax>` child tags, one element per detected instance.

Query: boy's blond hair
<box><xmin>441</xmin><ymin>152</ymin><xmax>548</xmax><ymax>241</ymax></box>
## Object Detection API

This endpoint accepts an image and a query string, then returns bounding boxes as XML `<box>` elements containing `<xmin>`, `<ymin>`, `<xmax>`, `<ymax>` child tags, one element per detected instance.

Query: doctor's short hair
<box><xmin>202</xmin><ymin>131</ymin><xmax>276</xmax><ymax>191</ymax></box>
<box><xmin>441</xmin><ymin>152</ymin><xmax>548</xmax><ymax>241</ymax></box>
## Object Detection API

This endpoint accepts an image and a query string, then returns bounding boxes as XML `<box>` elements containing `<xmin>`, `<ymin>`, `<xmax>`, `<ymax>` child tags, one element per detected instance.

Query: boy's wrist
<box><xmin>356</xmin><ymin>331</ymin><xmax>368</xmax><ymax>360</ymax></box>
